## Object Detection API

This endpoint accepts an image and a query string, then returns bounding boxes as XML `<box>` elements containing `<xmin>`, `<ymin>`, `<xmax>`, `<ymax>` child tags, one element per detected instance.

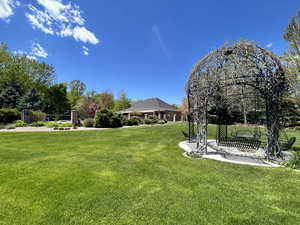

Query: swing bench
<box><xmin>217</xmin><ymin>126</ymin><xmax>261</xmax><ymax>150</ymax></box>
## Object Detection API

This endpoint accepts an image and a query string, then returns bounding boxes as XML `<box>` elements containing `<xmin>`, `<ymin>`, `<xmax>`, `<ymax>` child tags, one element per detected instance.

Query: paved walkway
<box><xmin>179</xmin><ymin>140</ymin><xmax>282</xmax><ymax>167</ymax></box>
<box><xmin>0</xmin><ymin>127</ymin><xmax>114</xmax><ymax>132</ymax></box>
<box><xmin>0</xmin><ymin>124</ymin><xmax>153</xmax><ymax>132</ymax></box>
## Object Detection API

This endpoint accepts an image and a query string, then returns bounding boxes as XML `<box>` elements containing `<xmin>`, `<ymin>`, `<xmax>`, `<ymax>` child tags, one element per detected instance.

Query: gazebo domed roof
<box><xmin>187</xmin><ymin>41</ymin><xmax>287</xmax><ymax>98</ymax></box>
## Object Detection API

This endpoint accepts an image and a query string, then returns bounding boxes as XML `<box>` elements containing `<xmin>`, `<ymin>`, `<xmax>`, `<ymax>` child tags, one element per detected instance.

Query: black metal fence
<box><xmin>46</xmin><ymin>111</ymin><xmax>71</xmax><ymax>121</ymax></box>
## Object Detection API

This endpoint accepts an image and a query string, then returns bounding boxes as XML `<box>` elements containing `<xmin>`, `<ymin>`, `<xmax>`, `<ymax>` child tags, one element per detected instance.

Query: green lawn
<box><xmin>0</xmin><ymin>123</ymin><xmax>299</xmax><ymax>225</ymax></box>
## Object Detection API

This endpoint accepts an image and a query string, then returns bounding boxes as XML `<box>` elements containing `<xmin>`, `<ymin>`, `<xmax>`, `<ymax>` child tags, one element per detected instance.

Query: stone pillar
<box><xmin>145</xmin><ymin>114</ymin><xmax>148</xmax><ymax>119</ymax></box>
<box><xmin>128</xmin><ymin>113</ymin><xmax>131</xmax><ymax>119</ymax></box>
<box><xmin>173</xmin><ymin>114</ymin><xmax>176</xmax><ymax>122</ymax></box>
<box><xmin>158</xmin><ymin>112</ymin><xmax>161</xmax><ymax>120</ymax></box>
<box><xmin>21</xmin><ymin>109</ymin><xmax>30</xmax><ymax>124</ymax></box>
<box><xmin>163</xmin><ymin>114</ymin><xmax>167</xmax><ymax>120</ymax></box>
<box><xmin>71</xmin><ymin>110</ymin><xmax>78</xmax><ymax>125</ymax></box>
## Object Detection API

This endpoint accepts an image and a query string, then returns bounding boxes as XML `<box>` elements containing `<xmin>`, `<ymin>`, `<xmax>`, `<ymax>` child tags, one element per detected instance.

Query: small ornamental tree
<box><xmin>94</xmin><ymin>109</ymin><xmax>122</xmax><ymax>128</ymax></box>
<box><xmin>74</xmin><ymin>97</ymin><xmax>90</xmax><ymax>119</ymax></box>
<box><xmin>88</xmin><ymin>102</ymin><xmax>98</xmax><ymax>117</ymax></box>
<box><xmin>97</xmin><ymin>92</ymin><xmax>115</xmax><ymax>110</ymax></box>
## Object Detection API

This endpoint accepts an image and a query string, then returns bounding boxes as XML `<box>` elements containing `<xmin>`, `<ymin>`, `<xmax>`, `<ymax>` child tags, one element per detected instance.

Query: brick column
<box><xmin>71</xmin><ymin>110</ymin><xmax>78</xmax><ymax>124</ymax></box>
<box><xmin>21</xmin><ymin>109</ymin><xmax>30</xmax><ymax>124</ymax></box>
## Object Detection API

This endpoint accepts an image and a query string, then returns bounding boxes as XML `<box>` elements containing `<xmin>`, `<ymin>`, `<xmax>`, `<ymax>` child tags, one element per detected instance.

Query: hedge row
<box><xmin>0</xmin><ymin>108</ymin><xmax>20</xmax><ymax>123</ymax></box>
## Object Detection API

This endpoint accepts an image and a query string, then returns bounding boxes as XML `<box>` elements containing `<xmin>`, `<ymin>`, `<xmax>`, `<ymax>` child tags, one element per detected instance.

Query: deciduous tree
<box><xmin>44</xmin><ymin>84</ymin><xmax>70</xmax><ymax>114</ymax></box>
<box><xmin>114</xmin><ymin>92</ymin><xmax>131</xmax><ymax>111</ymax></box>
<box><xmin>97</xmin><ymin>91</ymin><xmax>114</xmax><ymax>110</ymax></box>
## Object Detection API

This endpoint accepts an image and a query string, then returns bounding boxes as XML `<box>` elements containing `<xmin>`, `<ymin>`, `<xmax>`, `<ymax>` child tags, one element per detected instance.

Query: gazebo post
<box><xmin>204</xmin><ymin>100</ymin><xmax>208</xmax><ymax>154</ymax></box>
<box><xmin>265</xmin><ymin>94</ymin><xmax>281</xmax><ymax>160</ymax></box>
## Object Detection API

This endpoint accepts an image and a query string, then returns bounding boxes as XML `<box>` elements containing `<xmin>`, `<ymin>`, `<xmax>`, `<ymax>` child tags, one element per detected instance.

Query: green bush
<box><xmin>111</xmin><ymin>114</ymin><xmax>122</xmax><ymax>128</ymax></box>
<box><xmin>46</xmin><ymin>122</ymin><xmax>59</xmax><ymax>128</ymax></box>
<box><xmin>83</xmin><ymin>118</ymin><xmax>94</xmax><ymax>128</ymax></box>
<box><xmin>46</xmin><ymin>122</ymin><xmax>73</xmax><ymax>128</ymax></box>
<box><xmin>30</xmin><ymin>121</ymin><xmax>47</xmax><ymax>127</ymax></box>
<box><xmin>29</xmin><ymin>110</ymin><xmax>46</xmax><ymax>122</ymax></box>
<box><xmin>15</xmin><ymin>120</ymin><xmax>25</xmax><ymax>127</ymax></box>
<box><xmin>59</xmin><ymin>123</ymin><xmax>73</xmax><ymax>128</ymax></box>
<box><xmin>0</xmin><ymin>108</ymin><xmax>20</xmax><ymax>123</ymax></box>
<box><xmin>143</xmin><ymin>118</ymin><xmax>160</xmax><ymax>125</ymax></box>
<box><xmin>123</xmin><ymin>117</ymin><xmax>140</xmax><ymax>126</ymax></box>
<box><xmin>144</xmin><ymin>115</ymin><xmax>159</xmax><ymax>124</ymax></box>
<box><xmin>284</xmin><ymin>152</ymin><xmax>300</xmax><ymax>169</ymax></box>
<box><xmin>144</xmin><ymin>119</ymin><xmax>153</xmax><ymax>125</ymax></box>
<box><xmin>94</xmin><ymin>109</ymin><xmax>123</xmax><ymax>128</ymax></box>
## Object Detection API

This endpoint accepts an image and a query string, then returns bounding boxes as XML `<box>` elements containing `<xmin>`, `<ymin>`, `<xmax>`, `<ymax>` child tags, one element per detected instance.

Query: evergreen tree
<box><xmin>17</xmin><ymin>89</ymin><xmax>44</xmax><ymax>111</ymax></box>
<box><xmin>0</xmin><ymin>83</ymin><xmax>21</xmax><ymax>108</ymax></box>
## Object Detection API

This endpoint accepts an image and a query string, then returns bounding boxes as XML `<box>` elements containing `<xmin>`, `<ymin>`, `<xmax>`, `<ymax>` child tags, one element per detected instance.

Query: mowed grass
<box><xmin>0</xmin><ymin>123</ymin><xmax>299</xmax><ymax>225</ymax></box>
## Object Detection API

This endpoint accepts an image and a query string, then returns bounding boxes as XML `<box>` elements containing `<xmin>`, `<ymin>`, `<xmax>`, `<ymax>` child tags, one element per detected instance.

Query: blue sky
<box><xmin>0</xmin><ymin>0</ymin><xmax>299</xmax><ymax>104</ymax></box>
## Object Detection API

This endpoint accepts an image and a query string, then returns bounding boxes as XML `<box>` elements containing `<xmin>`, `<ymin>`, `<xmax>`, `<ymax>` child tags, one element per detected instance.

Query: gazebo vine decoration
<box><xmin>186</xmin><ymin>41</ymin><xmax>289</xmax><ymax>160</ymax></box>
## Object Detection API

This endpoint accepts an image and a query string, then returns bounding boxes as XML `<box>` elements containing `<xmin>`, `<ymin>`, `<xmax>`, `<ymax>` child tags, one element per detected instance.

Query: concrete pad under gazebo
<box><xmin>119</xmin><ymin>98</ymin><xmax>182</xmax><ymax>122</ymax></box>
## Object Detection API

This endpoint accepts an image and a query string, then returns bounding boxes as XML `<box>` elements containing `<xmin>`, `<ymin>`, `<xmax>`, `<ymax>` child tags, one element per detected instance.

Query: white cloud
<box><xmin>31</xmin><ymin>42</ymin><xmax>48</xmax><ymax>58</ymax></box>
<box><xmin>1</xmin><ymin>0</ymin><xmax>99</xmax><ymax>55</ymax></box>
<box><xmin>266</xmin><ymin>42</ymin><xmax>273</xmax><ymax>48</ymax></box>
<box><xmin>72</xmin><ymin>26</ymin><xmax>99</xmax><ymax>44</ymax></box>
<box><xmin>26</xmin><ymin>5</ymin><xmax>54</xmax><ymax>35</ymax></box>
<box><xmin>0</xmin><ymin>0</ymin><xmax>20</xmax><ymax>21</ymax></box>
<box><xmin>13</xmin><ymin>42</ymin><xmax>48</xmax><ymax>59</ymax></box>
<box><xmin>82</xmin><ymin>46</ymin><xmax>89</xmax><ymax>56</ymax></box>
<box><xmin>26</xmin><ymin>0</ymin><xmax>99</xmax><ymax>45</ymax></box>
<box><xmin>36</xmin><ymin>0</ymin><xmax>85</xmax><ymax>25</ymax></box>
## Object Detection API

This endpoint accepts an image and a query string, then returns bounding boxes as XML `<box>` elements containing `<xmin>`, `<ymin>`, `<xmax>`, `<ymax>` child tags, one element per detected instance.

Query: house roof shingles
<box><xmin>120</xmin><ymin>98</ymin><xmax>180</xmax><ymax>113</ymax></box>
